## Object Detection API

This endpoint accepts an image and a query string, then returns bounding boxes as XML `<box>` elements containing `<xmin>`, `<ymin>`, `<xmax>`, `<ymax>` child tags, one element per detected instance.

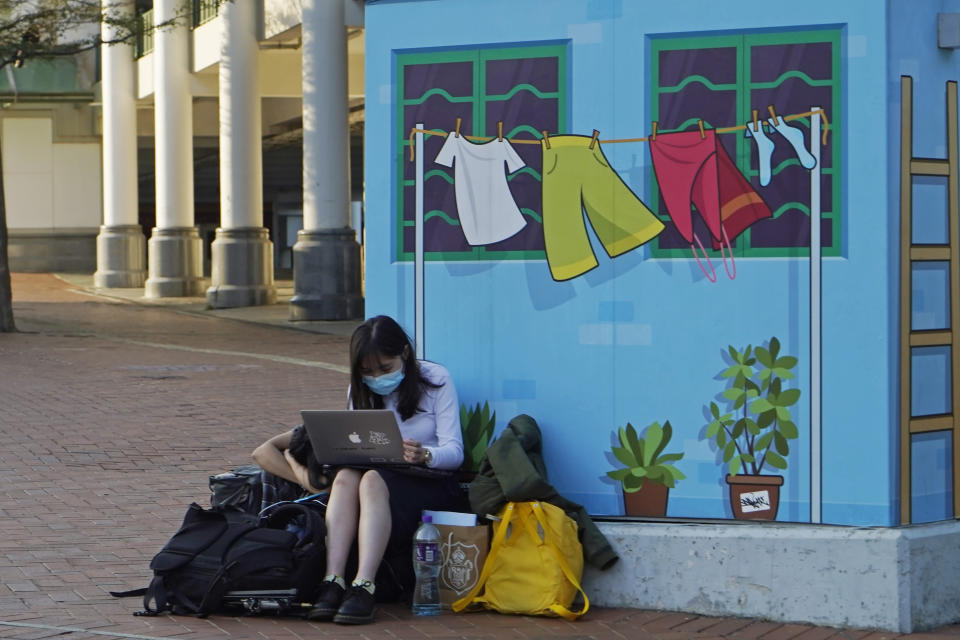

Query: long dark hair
<box><xmin>348</xmin><ymin>315</ymin><xmax>437</xmax><ymax>421</ymax></box>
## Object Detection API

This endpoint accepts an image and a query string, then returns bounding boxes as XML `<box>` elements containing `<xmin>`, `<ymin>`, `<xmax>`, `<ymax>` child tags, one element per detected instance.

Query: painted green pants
<box><xmin>541</xmin><ymin>135</ymin><xmax>663</xmax><ymax>281</ymax></box>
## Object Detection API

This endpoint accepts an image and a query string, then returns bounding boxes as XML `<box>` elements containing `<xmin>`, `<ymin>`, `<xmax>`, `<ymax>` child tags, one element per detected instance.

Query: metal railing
<box><xmin>135</xmin><ymin>8</ymin><xmax>153</xmax><ymax>58</ymax></box>
<box><xmin>135</xmin><ymin>0</ymin><xmax>221</xmax><ymax>59</ymax></box>
<box><xmin>193</xmin><ymin>0</ymin><xmax>220</xmax><ymax>27</ymax></box>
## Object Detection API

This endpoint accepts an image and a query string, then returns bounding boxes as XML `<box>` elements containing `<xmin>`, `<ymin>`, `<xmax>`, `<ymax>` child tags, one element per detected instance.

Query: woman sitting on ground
<box><xmin>252</xmin><ymin>314</ymin><xmax>465</xmax><ymax>625</ymax></box>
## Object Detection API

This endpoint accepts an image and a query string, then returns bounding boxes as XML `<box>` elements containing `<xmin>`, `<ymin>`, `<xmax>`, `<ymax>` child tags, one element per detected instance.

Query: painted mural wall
<box><xmin>363</xmin><ymin>0</ymin><xmax>960</xmax><ymax>526</ymax></box>
<box><xmin>889</xmin><ymin>0</ymin><xmax>960</xmax><ymax>524</ymax></box>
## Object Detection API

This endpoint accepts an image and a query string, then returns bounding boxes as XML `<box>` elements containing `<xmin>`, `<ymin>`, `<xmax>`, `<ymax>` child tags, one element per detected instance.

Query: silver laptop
<box><xmin>300</xmin><ymin>409</ymin><xmax>406</xmax><ymax>466</ymax></box>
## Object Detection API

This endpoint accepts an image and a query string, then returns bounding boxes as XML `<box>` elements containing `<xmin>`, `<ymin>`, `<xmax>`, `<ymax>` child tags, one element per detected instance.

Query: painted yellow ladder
<box><xmin>899</xmin><ymin>76</ymin><xmax>960</xmax><ymax>524</ymax></box>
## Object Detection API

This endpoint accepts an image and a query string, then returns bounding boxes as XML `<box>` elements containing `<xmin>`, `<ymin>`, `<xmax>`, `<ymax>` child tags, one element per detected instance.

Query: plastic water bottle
<box><xmin>411</xmin><ymin>514</ymin><xmax>442</xmax><ymax>616</ymax></box>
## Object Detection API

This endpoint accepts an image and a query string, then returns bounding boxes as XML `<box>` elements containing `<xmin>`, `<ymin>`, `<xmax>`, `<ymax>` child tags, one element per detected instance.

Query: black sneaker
<box><xmin>332</xmin><ymin>585</ymin><xmax>376</xmax><ymax>625</ymax></box>
<box><xmin>306</xmin><ymin>580</ymin><xmax>345</xmax><ymax>621</ymax></box>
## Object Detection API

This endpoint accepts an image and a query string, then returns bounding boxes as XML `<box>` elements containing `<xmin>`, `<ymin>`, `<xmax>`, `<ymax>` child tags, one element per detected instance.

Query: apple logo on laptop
<box><xmin>348</xmin><ymin>432</ymin><xmax>362</xmax><ymax>444</ymax></box>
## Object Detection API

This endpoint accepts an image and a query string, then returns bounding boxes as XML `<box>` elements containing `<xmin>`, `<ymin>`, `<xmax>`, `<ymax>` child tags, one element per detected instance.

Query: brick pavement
<box><xmin>1</xmin><ymin>273</ymin><xmax>958</xmax><ymax>640</ymax></box>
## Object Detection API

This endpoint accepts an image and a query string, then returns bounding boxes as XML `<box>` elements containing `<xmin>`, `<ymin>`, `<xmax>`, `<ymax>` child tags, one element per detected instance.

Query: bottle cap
<box><xmin>422</xmin><ymin>514</ymin><xmax>432</xmax><ymax>523</ymax></box>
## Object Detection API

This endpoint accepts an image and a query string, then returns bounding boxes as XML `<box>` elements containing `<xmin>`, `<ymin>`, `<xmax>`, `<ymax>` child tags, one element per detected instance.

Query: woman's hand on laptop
<box><xmin>402</xmin><ymin>439</ymin><xmax>428</xmax><ymax>466</ymax></box>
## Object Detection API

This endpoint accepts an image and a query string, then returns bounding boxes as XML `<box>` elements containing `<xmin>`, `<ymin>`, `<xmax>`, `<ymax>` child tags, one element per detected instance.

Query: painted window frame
<box><xmin>649</xmin><ymin>29</ymin><xmax>842</xmax><ymax>258</ymax></box>
<box><xmin>395</xmin><ymin>44</ymin><xmax>568</xmax><ymax>262</ymax></box>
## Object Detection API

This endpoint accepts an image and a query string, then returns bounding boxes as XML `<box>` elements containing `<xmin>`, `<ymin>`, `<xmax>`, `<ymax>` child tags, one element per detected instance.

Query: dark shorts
<box><xmin>374</xmin><ymin>468</ymin><xmax>468</xmax><ymax>554</ymax></box>
<box><xmin>337</xmin><ymin>467</ymin><xmax>469</xmax><ymax>600</ymax></box>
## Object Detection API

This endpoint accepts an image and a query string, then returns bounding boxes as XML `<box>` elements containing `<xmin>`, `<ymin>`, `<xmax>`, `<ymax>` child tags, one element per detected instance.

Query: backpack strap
<box><xmin>526</xmin><ymin>501</ymin><xmax>589</xmax><ymax>621</ymax></box>
<box><xmin>196</xmin><ymin>542</ymin><xmax>295</xmax><ymax>615</ymax></box>
<box><xmin>141</xmin><ymin>574</ymin><xmax>183</xmax><ymax>616</ymax></box>
<box><xmin>451</xmin><ymin>502</ymin><xmax>516</xmax><ymax>613</ymax></box>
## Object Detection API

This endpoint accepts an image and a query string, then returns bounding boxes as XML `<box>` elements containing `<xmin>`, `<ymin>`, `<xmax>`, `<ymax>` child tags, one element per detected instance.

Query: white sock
<box><xmin>352</xmin><ymin>577</ymin><xmax>375</xmax><ymax>595</ymax></box>
<box><xmin>323</xmin><ymin>574</ymin><xmax>345</xmax><ymax>589</ymax></box>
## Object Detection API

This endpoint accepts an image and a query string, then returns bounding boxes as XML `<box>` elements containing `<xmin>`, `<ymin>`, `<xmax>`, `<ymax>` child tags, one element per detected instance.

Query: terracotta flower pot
<box><xmin>623</xmin><ymin>482</ymin><xmax>669</xmax><ymax>517</ymax></box>
<box><xmin>725</xmin><ymin>474</ymin><xmax>784</xmax><ymax>520</ymax></box>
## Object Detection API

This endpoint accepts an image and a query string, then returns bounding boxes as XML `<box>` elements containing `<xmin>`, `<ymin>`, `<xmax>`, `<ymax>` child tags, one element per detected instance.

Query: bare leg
<box><xmin>325</xmin><ymin>468</ymin><xmax>362</xmax><ymax>578</ymax></box>
<box><xmin>354</xmin><ymin>470</ymin><xmax>391</xmax><ymax>583</ymax></box>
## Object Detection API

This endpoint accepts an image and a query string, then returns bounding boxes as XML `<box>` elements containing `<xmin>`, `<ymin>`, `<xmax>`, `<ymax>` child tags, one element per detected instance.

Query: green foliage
<box><xmin>702</xmin><ymin>337</ymin><xmax>801</xmax><ymax>476</ymax></box>
<box><xmin>459</xmin><ymin>401</ymin><xmax>496</xmax><ymax>473</ymax></box>
<box><xmin>606</xmin><ymin>420</ymin><xmax>686</xmax><ymax>492</ymax></box>
<box><xmin>0</xmin><ymin>0</ymin><xmax>197</xmax><ymax>70</ymax></box>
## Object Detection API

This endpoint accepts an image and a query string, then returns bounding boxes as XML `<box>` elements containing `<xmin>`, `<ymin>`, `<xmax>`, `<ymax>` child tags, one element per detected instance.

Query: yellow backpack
<box><xmin>451</xmin><ymin>501</ymin><xmax>589</xmax><ymax>620</ymax></box>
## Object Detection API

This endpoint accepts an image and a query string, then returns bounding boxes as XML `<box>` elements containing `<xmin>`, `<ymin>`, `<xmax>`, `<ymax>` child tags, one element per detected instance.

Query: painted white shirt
<box><xmin>433</xmin><ymin>133</ymin><xmax>527</xmax><ymax>246</ymax></box>
<box><xmin>349</xmin><ymin>361</ymin><xmax>464</xmax><ymax>470</ymax></box>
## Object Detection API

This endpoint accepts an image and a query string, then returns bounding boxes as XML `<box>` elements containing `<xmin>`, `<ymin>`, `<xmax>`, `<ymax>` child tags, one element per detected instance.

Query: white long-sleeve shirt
<box><xmin>350</xmin><ymin>361</ymin><xmax>464</xmax><ymax>470</ymax></box>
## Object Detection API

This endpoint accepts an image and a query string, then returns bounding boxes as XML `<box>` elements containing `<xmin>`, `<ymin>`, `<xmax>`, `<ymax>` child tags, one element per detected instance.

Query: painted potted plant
<box><xmin>606</xmin><ymin>420</ymin><xmax>685</xmax><ymax>517</ymax></box>
<box><xmin>702</xmin><ymin>336</ymin><xmax>800</xmax><ymax>520</ymax></box>
<box><xmin>458</xmin><ymin>401</ymin><xmax>496</xmax><ymax>484</ymax></box>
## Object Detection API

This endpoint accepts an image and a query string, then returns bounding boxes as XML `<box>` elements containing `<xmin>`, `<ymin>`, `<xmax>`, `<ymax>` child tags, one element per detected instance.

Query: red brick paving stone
<box><xmin>638</xmin><ymin>612</ymin><xmax>703</xmax><ymax>632</ymax></box>
<box><xmin>671</xmin><ymin>616</ymin><xmax>735</xmax><ymax>634</ymax></box>
<box><xmin>759</xmin><ymin>625</ymin><xmax>820</xmax><ymax>640</ymax></box>
<box><xmin>604</xmin><ymin>611</ymin><xmax>700</xmax><ymax>637</ymax></box>
<box><xmin>4</xmin><ymin>586</ymin><xmax>37</xmax><ymax>595</ymax></box>
<box><xmin>699</xmin><ymin>618</ymin><xmax>758</xmax><ymax>636</ymax></box>
<box><xmin>792</xmin><ymin>627</ymin><xmax>857</xmax><ymax>640</ymax></box>
<box><xmin>833</xmin><ymin>631</ymin><xmax>882</xmax><ymax>640</ymax></box>
<box><xmin>728</xmin><ymin>622</ymin><xmax>788</xmax><ymax>640</ymax></box>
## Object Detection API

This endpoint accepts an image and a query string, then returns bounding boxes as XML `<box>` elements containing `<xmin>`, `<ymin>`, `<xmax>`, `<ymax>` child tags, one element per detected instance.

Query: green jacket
<box><xmin>468</xmin><ymin>414</ymin><xmax>619</xmax><ymax>571</ymax></box>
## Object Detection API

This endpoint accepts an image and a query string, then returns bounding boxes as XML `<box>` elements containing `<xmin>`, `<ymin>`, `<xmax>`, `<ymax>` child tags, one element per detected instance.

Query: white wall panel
<box><xmin>192</xmin><ymin>18</ymin><xmax>223</xmax><ymax>73</ymax></box>
<box><xmin>137</xmin><ymin>53</ymin><xmax>153</xmax><ymax>98</ymax></box>
<box><xmin>2</xmin><ymin>117</ymin><xmax>54</xmax><ymax>229</ymax></box>
<box><xmin>53</xmin><ymin>143</ymin><xmax>101</xmax><ymax>228</ymax></box>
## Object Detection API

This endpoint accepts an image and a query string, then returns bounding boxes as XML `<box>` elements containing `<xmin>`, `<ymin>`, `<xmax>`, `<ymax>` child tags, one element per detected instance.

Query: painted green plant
<box><xmin>606</xmin><ymin>421</ymin><xmax>686</xmax><ymax>491</ymax></box>
<box><xmin>459</xmin><ymin>401</ymin><xmax>496</xmax><ymax>473</ymax></box>
<box><xmin>703</xmin><ymin>337</ymin><xmax>801</xmax><ymax>475</ymax></box>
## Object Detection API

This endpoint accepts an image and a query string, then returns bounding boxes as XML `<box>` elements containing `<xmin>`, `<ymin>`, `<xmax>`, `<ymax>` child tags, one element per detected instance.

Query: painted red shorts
<box><xmin>649</xmin><ymin>130</ymin><xmax>771</xmax><ymax>250</ymax></box>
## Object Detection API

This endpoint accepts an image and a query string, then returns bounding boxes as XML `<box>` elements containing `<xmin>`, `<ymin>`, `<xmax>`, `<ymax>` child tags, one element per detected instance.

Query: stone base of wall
<box><xmin>584</xmin><ymin>519</ymin><xmax>960</xmax><ymax>633</ymax></box>
<box><xmin>8</xmin><ymin>229</ymin><xmax>97</xmax><ymax>273</ymax></box>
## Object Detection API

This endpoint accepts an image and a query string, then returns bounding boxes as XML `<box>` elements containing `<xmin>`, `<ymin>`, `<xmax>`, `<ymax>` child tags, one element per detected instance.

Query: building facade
<box><xmin>1</xmin><ymin>0</ymin><xmax>365</xmax><ymax>318</ymax></box>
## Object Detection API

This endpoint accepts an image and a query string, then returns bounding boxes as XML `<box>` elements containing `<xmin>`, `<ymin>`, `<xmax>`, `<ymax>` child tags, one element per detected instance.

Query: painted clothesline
<box><xmin>410</xmin><ymin>106</ymin><xmax>824</xmax><ymax>522</ymax></box>
<box><xmin>407</xmin><ymin>107</ymin><xmax>831</xmax><ymax>162</ymax></box>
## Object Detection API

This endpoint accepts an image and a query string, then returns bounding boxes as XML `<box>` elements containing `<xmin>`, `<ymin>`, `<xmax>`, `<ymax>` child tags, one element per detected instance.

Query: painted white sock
<box><xmin>769</xmin><ymin>115</ymin><xmax>817</xmax><ymax>170</ymax></box>
<box><xmin>745</xmin><ymin>122</ymin><xmax>775</xmax><ymax>186</ymax></box>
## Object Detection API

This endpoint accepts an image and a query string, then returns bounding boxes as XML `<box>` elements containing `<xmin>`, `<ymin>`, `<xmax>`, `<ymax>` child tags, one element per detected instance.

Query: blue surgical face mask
<box><xmin>362</xmin><ymin>367</ymin><xmax>405</xmax><ymax>396</ymax></box>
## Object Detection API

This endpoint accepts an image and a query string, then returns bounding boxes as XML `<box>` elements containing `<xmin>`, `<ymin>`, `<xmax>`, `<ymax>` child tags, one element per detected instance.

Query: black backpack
<box><xmin>113</xmin><ymin>500</ymin><xmax>327</xmax><ymax>617</ymax></box>
<box><xmin>208</xmin><ymin>465</ymin><xmax>264</xmax><ymax>514</ymax></box>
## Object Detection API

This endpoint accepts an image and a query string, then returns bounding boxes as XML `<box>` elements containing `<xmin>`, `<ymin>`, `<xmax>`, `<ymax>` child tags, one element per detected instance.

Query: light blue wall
<box><xmin>365</xmin><ymin>0</ymin><xmax>895</xmax><ymax>525</ymax></box>
<box><xmin>888</xmin><ymin>0</ymin><xmax>960</xmax><ymax>523</ymax></box>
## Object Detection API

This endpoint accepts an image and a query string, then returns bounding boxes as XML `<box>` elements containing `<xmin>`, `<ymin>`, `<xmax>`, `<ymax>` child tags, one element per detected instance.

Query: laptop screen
<box><xmin>300</xmin><ymin>409</ymin><xmax>406</xmax><ymax>466</ymax></box>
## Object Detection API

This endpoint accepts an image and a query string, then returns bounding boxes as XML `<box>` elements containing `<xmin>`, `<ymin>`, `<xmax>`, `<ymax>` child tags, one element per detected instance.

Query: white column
<box><xmin>153</xmin><ymin>0</ymin><xmax>193</xmax><ymax>228</ymax></box>
<box><xmin>94</xmin><ymin>0</ymin><xmax>145</xmax><ymax>288</ymax></box>
<box><xmin>101</xmin><ymin>0</ymin><xmax>138</xmax><ymax>228</ymax></box>
<box><xmin>302</xmin><ymin>0</ymin><xmax>349</xmax><ymax>231</ymax></box>
<box><xmin>205</xmin><ymin>0</ymin><xmax>276</xmax><ymax>308</ymax></box>
<box><xmin>145</xmin><ymin>0</ymin><xmax>202</xmax><ymax>298</ymax></box>
<box><xmin>218</xmin><ymin>0</ymin><xmax>261</xmax><ymax>229</ymax></box>
<box><xmin>290</xmin><ymin>0</ymin><xmax>362</xmax><ymax>320</ymax></box>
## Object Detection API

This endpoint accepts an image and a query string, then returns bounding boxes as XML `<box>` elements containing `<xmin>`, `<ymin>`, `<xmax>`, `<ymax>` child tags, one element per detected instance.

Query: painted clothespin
<box><xmin>497</xmin><ymin>121</ymin><xmax>503</xmax><ymax>141</ymax></box>
<box><xmin>542</xmin><ymin>130</ymin><xmax>551</xmax><ymax>149</ymax></box>
<box><xmin>651</xmin><ymin>121</ymin><xmax>658</xmax><ymax>141</ymax></box>
<box><xmin>697</xmin><ymin>119</ymin><xmax>705</xmax><ymax>139</ymax></box>
<box><xmin>455</xmin><ymin>117</ymin><xmax>462</xmax><ymax>137</ymax></box>
<box><xmin>752</xmin><ymin>109</ymin><xmax>759</xmax><ymax>132</ymax></box>
<box><xmin>767</xmin><ymin>105</ymin><xmax>778</xmax><ymax>122</ymax></box>
<box><xmin>589</xmin><ymin>129</ymin><xmax>600</xmax><ymax>149</ymax></box>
